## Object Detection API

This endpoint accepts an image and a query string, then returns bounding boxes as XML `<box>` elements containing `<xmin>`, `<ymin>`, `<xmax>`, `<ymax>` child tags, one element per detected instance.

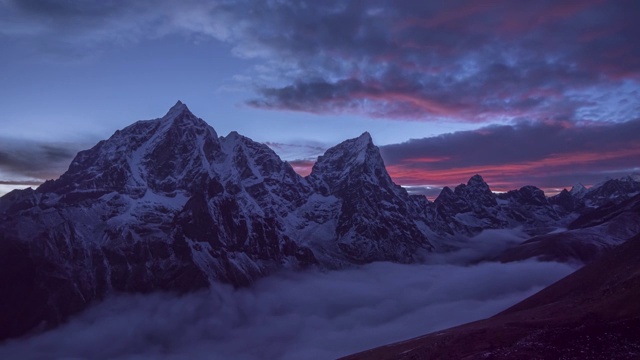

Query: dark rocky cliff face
<box><xmin>307</xmin><ymin>132</ymin><xmax>433</xmax><ymax>263</ymax></box>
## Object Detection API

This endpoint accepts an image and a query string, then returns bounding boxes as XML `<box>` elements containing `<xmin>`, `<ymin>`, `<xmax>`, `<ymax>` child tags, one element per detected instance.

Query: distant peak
<box><xmin>626</xmin><ymin>173</ymin><xmax>640</xmax><ymax>182</ymax></box>
<box><xmin>440</xmin><ymin>186</ymin><xmax>454</xmax><ymax>196</ymax></box>
<box><xmin>434</xmin><ymin>186</ymin><xmax>455</xmax><ymax>203</ymax></box>
<box><xmin>352</xmin><ymin>131</ymin><xmax>372</xmax><ymax>146</ymax></box>
<box><xmin>171</xmin><ymin>100</ymin><xmax>186</xmax><ymax>110</ymax></box>
<box><xmin>223</xmin><ymin>131</ymin><xmax>244</xmax><ymax>146</ymax></box>
<box><xmin>358</xmin><ymin>131</ymin><xmax>372</xmax><ymax>141</ymax></box>
<box><xmin>467</xmin><ymin>174</ymin><xmax>487</xmax><ymax>186</ymax></box>
<box><xmin>163</xmin><ymin>100</ymin><xmax>191</xmax><ymax>120</ymax></box>
<box><xmin>320</xmin><ymin>132</ymin><xmax>377</xmax><ymax>160</ymax></box>
<box><xmin>570</xmin><ymin>182</ymin><xmax>586</xmax><ymax>192</ymax></box>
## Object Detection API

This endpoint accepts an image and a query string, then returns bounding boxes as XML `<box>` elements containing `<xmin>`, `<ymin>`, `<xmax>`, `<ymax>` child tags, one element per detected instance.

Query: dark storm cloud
<box><xmin>379</xmin><ymin>119</ymin><xmax>640</xmax><ymax>191</ymax></box>
<box><xmin>241</xmin><ymin>0</ymin><xmax>640</xmax><ymax>121</ymax></box>
<box><xmin>0</xmin><ymin>137</ymin><xmax>82</xmax><ymax>182</ymax></box>
<box><xmin>248</xmin><ymin>60</ymin><xmax>594</xmax><ymax>120</ymax></box>
<box><xmin>0</xmin><ymin>238</ymin><xmax>575</xmax><ymax>359</ymax></box>
<box><xmin>2</xmin><ymin>0</ymin><xmax>638</xmax><ymax>122</ymax></box>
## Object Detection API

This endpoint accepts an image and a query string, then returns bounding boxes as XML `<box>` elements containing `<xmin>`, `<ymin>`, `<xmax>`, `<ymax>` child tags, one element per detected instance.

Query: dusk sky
<box><xmin>1</xmin><ymin>0</ymin><xmax>639</xmax><ymax>198</ymax></box>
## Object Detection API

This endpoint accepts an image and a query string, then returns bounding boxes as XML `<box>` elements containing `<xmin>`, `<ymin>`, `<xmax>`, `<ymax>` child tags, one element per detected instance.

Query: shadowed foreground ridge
<box><xmin>343</xmin><ymin>233</ymin><xmax>640</xmax><ymax>360</ymax></box>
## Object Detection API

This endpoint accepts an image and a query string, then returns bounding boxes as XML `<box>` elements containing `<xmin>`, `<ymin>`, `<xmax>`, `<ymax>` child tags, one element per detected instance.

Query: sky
<box><xmin>1</xmin><ymin>0</ymin><xmax>639</xmax><ymax>197</ymax></box>
<box><xmin>0</xmin><ymin>229</ymin><xmax>577</xmax><ymax>360</ymax></box>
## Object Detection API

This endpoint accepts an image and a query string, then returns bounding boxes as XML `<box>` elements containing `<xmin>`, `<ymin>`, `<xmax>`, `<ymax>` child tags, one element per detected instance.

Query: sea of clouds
<box><xmin>0</xmin><ymin>230</ymin><xmax>577</xmax><ymax>359</ymax></box>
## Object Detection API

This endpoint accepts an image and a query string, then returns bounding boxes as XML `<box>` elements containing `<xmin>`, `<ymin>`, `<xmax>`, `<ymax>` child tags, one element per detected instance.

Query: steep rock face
<box><xmin>173</xmin><ymin>131</ymin><xmax>317</xmax><ymax>285</ymax></box>
<box><xmin>305</xmin><ymin>133</ymin><xmax>433</xmax><ymax>263</ymax></box>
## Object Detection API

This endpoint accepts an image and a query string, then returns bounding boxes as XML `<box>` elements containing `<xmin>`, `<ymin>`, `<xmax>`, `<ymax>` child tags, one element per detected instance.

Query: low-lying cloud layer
<box><xmin>0</xmin><ymin>230</ymin><xmax>576</xmax><ymax>360</ymax></box>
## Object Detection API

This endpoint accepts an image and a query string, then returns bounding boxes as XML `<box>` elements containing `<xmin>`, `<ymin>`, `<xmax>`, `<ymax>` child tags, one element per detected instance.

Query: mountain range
<box><xmin>1</xmin><ymin>101</ymin><xmax>639</xmax><ymax>343</ymax></box>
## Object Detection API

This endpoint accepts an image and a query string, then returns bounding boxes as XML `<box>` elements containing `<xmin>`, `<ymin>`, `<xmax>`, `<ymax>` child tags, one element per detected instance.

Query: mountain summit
<box><xmin>307</xmin><ymin>132</ymin><xmax>433</xmax><ymax>263</ymax></box>
<box><xmin>39</xmin><ymin>100</ymin><xmax>220</xmax><ymax>198</ymax></box>
<box><xmin>309</xmin><ymin>131</ymin><xmax>391</xmax><ymax>195</ymax></box>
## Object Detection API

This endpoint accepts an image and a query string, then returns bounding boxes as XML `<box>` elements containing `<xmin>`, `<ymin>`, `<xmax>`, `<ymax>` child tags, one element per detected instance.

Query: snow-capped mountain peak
<box><xmin>354</xmin><ymin>131</ymin><xmax>373</xmax><ymax>146</ymax></box>
<box><xmin>158</xmin><ymin>100</ymin><xmax>215</xmax><ymax>135</ymax></box>
<box><xmin>164</xmin><ymin>100</ymin><xmax>188</xmax><ymax>117</ymax></box>
<box><xmin>466</xmin><ymin>174</ymin><xmax>491</xmax><ymax>191</ymax></box>
<box><xmin>569</xmin><ymin>183</ymin><xmax>587</xmax><ymax>198</ymax></box>
<box><xmin>37</xmin><ymin>101</ymin><xmax>221</xmax><ymax>197</ymax></box>
<box><xmin>453</xmin><ymin>173</ymin><xmax>496</xmax><ymax>208</ymax></box>
<box><xmin>307</xmin><ymin>132</ymin><xmax>392</xmax><ymax>195</ymax></box>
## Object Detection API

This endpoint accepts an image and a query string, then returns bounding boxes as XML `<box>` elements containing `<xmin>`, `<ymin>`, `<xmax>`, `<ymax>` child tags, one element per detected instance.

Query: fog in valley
<box><xmin>0</xmin><ymin>230</ymin><xmax>577</xmax><ymax>360</ymax></box>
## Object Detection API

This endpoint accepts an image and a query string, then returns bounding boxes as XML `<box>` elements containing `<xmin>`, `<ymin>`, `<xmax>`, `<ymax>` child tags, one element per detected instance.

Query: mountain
<box><xmin>500</xmin><ymin>190</ymin><xmax>640</xmax><ymax>264</ymax></box>
<box><xmin>304</xmin><ymin>132</ymin><xmax>433</xmax><ymax>263</ymax></box>
<box><xmin>426</xmin><ymin>176</ymin><xmax>563</xmax><ymax>237</ymax></box>
<box><xmin>0</xmin><ymin>102</ymin><xmax>315</xmax><ymax>339</ymax></box>
<box><xmin>1</xmin><ymin>101</ymin><xmax>639</xmax><ymax>342</ymax></box>
<box><xmin>581</xmin><ymin>174</ymin><xmax>640</xmax><ymax>206</ymax></box>
<box><xmin>550</xmin><ymin>174</ymin><xmax>640</xmax><ymax>212</ymax></box>
<box><xmin>0</xmin><ymin>102</ymin><xmax>435</xmax><ymax>340</ymax></box>
<box><xmin>425</xmin><ymin>174</ymin><xmax>640</xmax><ymax>262</ymax></box>
<box><xmin>342</xmin><ymin>232</ymin><xmax>640</xmax><ymax>360</ymax></box>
